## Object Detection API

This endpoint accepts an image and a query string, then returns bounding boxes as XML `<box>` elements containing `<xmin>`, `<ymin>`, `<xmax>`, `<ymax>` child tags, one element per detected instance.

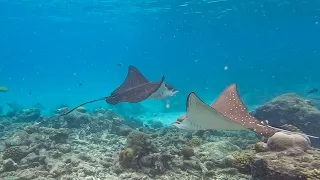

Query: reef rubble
<box><xmin>0</xmin><ymin>94</ymin><xmax>320</xmax><ymax>180</ymax></box>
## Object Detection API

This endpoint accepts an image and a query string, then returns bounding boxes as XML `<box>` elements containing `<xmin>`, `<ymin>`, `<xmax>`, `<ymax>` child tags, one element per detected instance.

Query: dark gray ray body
<box><xmin>60</xmin><ymin>65</ymin><xmax>165</xmax><ymax>115</ymax></box>
<box><xmin>106</xmin><ymin>65</ymin><xmax>165</xmax><ymax>104</ymax></box>
<box><xmin>106</xmin><ymin>76</ymin><xmax>165</xmax><ymax>105</ymax></box>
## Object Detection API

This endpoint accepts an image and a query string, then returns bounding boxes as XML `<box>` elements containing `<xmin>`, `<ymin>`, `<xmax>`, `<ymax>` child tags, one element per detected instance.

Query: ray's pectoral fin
<box><xmin>111</xmin><ymin>65</ymin><xmax>149</xmax><ymax>95</ymax></box>
<box><xmin>186</xmin><ymin>92</ymin><xmax>247</xmax><ymax>131</ymax></box>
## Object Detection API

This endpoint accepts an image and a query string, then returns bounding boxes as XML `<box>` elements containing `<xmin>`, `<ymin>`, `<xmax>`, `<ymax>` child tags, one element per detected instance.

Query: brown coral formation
<box><xmin>181</xmin><ymin>146</ymin><xmax>195</xmax><ymax>159</ymax></box>
<box><xmin>231</xmin><ymin>151</ymin><xmax>254</xmax><ymax>174</ymax></box>
<box><xmin>267</xmin><ymin>132</ymin><xmax>311</xmax><ymax>152</ymax></box>
<box><xmin>119</xmin><ymin>147</ymin><xmax>136</xmax><ymax>167</ymax></box>
<box><xmin>2</xmin><ymin>146</ymin><xmax>24</xmax><ymax>162</ymax></box>
<box><xmin>250</xmin><ymin>132</ymin><xmax>320</xmax><ymax>180</ymax></box>
<box><xmin>250</xmin><ymin>148</ymin><xmax>320</xmax><ymax>180</ymax></box>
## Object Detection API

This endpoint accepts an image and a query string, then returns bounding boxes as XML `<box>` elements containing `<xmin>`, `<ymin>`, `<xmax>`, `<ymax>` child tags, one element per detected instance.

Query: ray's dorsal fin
<box><xmin>186</xmin><ymin>92</ymin><xmax>247</xmax><ymax>130</ymax></box>
<box><xmin>212</xmin><ymin>84</ymin><xmax>277</xmax><ymax>137</ymax></box>
<box><xmin>111</xmin><ymin>65</ymin><xmax>149</xmax><ymax>95</ymax></box>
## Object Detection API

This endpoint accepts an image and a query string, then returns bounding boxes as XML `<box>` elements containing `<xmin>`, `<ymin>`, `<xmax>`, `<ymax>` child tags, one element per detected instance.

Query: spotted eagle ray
<box><xmin>172</xmin><ymin>84</ymin><xmax>319</xmax><ymax>139</ymax></box>
<box><xmin>61</xmin><ymin>65</ymin><xmax>177</xmax><ymax>116</ymax></box>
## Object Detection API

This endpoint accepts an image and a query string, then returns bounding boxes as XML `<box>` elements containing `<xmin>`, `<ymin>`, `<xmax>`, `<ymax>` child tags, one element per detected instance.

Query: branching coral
<box><xmin>231</xmin><ymin>151</ymin><xmax>254</xmax><ymax>174</ymax></box>
<box><xmin>187</xmin><ymin>137</ymin><xmax>203</xmax><ymax>147</ymax></box>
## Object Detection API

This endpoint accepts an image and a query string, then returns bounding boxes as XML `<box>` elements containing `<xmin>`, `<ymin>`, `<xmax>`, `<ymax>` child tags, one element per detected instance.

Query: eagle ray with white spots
<box><xmin>172</xmin><ymin>84</ymin><xmax>319</xmax><ymax>139</ymax></box>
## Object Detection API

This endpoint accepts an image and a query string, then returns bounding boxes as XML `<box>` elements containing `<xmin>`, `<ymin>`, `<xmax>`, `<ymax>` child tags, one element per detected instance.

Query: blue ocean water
<box><xmin>0</xmin><ymin>0</ymin><xmax>320</xmax><ymax>124</ymax></box>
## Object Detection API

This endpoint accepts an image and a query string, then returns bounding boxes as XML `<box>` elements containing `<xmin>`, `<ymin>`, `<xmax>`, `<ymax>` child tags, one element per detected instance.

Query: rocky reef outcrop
<box><xmin>253</xmin><ymin>93</ymin><xmax>320</xmax><ymax>147</ymax></box>
<box><xmin>250</xmin><ymin>132</ymin><xmax>319</xmax><ymax>180</ymax></box>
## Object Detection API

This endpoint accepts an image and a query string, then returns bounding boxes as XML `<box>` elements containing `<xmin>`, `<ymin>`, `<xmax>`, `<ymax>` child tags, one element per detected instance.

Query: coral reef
<box><xmin>301</xmin><ymin>169</ymin><xmax>320</xmax><ymax>180</ymax></box>
<box><xmin>267</xmin><ymin>132</ymin><xmax>310</xmax><ymax>152</ymax></box>
<box><xmin>146</xmin><ymin>119</ymin><xmax>164</xmax><ymax>129</ymax></box>
<box><xmin>181</xmin><ymin>146</ymin><xmax>195</xmax><ymax>159</ymax></box>
<box><xmin>187</xmin><ymin>137</ymin><xmax>203</xmax><ymax>147</ymax></box>
<box><xmin>0</xmin><ymin>102</ymin><xmax>319</xmax><ymax>180</ymax></box>
<box><xmin>250</xmin><ymin>148</ymin><xmax>320</xmax><ymax>180</ymax></box>
<box><xmin>250</xmin><ymin>132</ymin><xmax>320</xmax><ymax>180</ymax></box>
<box><xmin>253</xmin><ymin>93</ymin><xmax>320</xmax><ymax>147</ymax></box>
<box><xmin>119</xmin><ymin>147</ymin><xmax>136</xmax><ymax>167</ymax></box>
<box><xmin>254</xmin><ymin>142</ymin><xmax>268</xmax><ymax>152</ymax></box>
<box><xmin>231</xmin><ymin>151</ymin><xmax>254</xmax><ymax>174</ymax></box>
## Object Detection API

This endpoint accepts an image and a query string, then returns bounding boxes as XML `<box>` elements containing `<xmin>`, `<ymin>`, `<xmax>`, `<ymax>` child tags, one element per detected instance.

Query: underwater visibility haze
<box><xmin>1</xmin><ymin>0</ymin><xmax>320</xmax><ymax>180</ymax></box>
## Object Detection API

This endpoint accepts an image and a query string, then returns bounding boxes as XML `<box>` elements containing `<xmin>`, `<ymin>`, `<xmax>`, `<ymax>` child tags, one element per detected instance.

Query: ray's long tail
<box><xmin>60</xmin><ymin>97</ymin><xmax>107</xmax><ymax>116</ymax></box>
<box><xmin>256</xmin><ymin>123</ymin><xmax>319</xmax><ymax>139</ymax></box>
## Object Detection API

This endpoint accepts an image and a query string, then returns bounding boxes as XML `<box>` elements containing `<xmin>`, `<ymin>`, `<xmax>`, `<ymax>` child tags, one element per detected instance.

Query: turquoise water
<box><xmin>1</xmin><ymin>0</ymin><xmax>320</xmax><ymax>124</ymax></box>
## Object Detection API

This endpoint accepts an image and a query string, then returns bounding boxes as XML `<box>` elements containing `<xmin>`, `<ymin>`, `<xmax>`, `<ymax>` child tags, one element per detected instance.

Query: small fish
<box><xmin>0</xmin><ymin>86</ymin><xmax>9</xmax><ymax>92</ymax></box>
<box><xmin>29</xmin><ymin>92</ymin><xmax>32</xmax><ymax>95</ymax></box>
<box><xmin>34</xmin><ymin>102</ymin><xmax>46</xmax><ymax>110</ymax></box>
<box><xmin>117</xmin><ymin>63</ymin><xmax>123</xmax><ymax>67</ymax></box>
<box><xmin>307</xmin><ymin>88</ymin><xmax>318</xmax><ymax>94</ymax></box>
<box><xmin>78</xmin><ymin>83</ymin><xmax>83</xmax><ymax>86</ymax></box>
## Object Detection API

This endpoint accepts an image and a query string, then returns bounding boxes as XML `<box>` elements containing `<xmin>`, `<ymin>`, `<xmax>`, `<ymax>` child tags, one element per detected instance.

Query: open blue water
<box><xmin>1</xmin><ymin>0</ymin><xmax>320</xmax><ymax>124</ymax></box>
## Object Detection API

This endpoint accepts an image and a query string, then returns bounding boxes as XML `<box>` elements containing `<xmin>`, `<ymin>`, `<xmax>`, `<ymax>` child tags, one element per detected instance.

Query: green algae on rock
<box><xmin>231</xmin><ymin>150</ymin><xmax>254</xmax><ymax>174</ymax></box>
<box><xmin>254</xmin><ymin>142</ymin><xmax>268</xmax><ymax>152</ymax></box>
<box><xmin>301</xmin><ymin>169</ymin><xmax>320</xmax><ymax>180</ymax></box>
<box><xmin>119</xmin><ymin>147</ymin><xmax>136</xmax><ymax>167</ymax></box>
